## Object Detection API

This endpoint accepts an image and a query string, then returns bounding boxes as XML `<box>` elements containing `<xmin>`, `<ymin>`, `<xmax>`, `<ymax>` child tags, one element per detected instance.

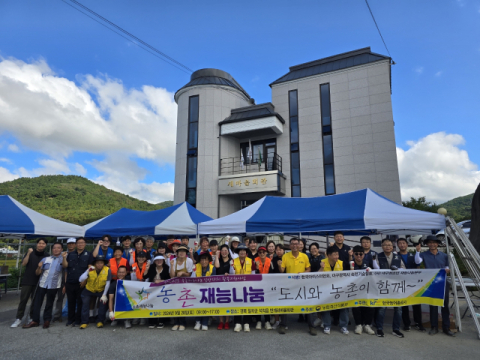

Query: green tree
<box><xmin>402</xmin><ymin>196</ymin><xmax>439</xmax><ymax>213</ymax></box>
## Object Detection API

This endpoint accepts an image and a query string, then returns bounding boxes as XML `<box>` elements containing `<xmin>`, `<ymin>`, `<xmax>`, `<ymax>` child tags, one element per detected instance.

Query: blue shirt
<box><xmin>420</xmin><ymin>251</ymin><xmax>449</xmax><ymax>269</ymax></box>
<box><xmin>42</xmin><ymin>256</ymin><xmax>63</xmax><ymax>289</ymax></box>
<box><xmin>98</xmin><ymin>247</ymin><xmax>113</xmax><ymax>260</ymax></box>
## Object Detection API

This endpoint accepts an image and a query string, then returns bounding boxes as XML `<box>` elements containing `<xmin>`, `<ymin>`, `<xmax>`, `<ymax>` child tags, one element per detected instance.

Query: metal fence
<box><xmin>220</xmin><ymin>153</ymin><xmax>282</xmax><ymax>176</ymax></box>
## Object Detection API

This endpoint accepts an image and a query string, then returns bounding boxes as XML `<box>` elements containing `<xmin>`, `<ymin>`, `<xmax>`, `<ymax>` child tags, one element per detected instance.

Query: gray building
<box><xmin>174</xmin><ymin>47</ymin><xmax>401</xmax><ymax>218</ymax></box>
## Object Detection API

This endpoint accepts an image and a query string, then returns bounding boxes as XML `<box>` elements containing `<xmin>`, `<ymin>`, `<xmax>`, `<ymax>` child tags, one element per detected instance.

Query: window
<box><xmin>289</xmin><ymin>90</ymin><xmax>301</xmax><ymax>197</ymax></box>
<box><xmin>320</xmin><ymin>84</ymin><xmax>336</xmax><ymax>195</ymax></box>
<box><xmin>186</xmin><ymin>96</ymin><xmax>199</xmax><ymax>207</ymax></box>
<box><xmin>240</xmin><ymin>139</ymin><xmax>277</xmax><ymax>170</ymax></box>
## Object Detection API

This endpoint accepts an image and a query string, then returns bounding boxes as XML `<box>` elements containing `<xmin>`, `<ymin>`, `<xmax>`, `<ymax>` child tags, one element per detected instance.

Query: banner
<box><xmin>114</xmin><ymin>269</ymin><xmax>446</xmax><ymax>319</ymax></box>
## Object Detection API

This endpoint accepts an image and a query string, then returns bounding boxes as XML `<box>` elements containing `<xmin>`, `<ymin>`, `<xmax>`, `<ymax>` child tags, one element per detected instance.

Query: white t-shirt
<box><xmin>171</xmin><ymin>257</ymin><xmax>194</xmax><ymax>273</ymax></box>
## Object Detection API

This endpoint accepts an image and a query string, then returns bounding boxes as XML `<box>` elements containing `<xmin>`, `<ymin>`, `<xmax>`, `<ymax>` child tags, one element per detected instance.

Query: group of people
<box><xmin>10</xmin><ymin>232</ymin><xmax>455</xmax><ymax>338</ymax></box>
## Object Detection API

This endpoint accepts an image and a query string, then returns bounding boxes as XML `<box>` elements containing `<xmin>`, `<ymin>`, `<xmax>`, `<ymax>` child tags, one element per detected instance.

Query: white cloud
<box><xmin>0</xmin><ymin>158</ymin><xmax>11</xmax><ymax>164</ymax></box>
<box><xmin>8</xmin><ymin>144</ymin><xmax>19</xmax><ymax>152</ymax></box>
<box><xmin>397</xmin><ymin>132</ymin><xmax>480</xmax><ymax>203</ymax></box>
<box><xmin>415</xmin><ymin>67</ymin><xmax>424</xmax><ymax>74</ymax></box>
<box><xmin>74</xmin><ymin>163</ymin><xmax>87</xmax><ymax>176</ymax></box>
<box><xmin>0</xmin><ymin>167</ymin><xmax>19</xmax><ymax>183</ymax></box>
<box><xmin>435</xmin><ymin>71</ymin><xmax>443</xmax><ymax>77</ymax></box>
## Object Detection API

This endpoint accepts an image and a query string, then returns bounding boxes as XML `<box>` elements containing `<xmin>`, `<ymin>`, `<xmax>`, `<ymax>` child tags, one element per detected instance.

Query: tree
<box><xmin>402</xmin><ymin>196</ymin><xmax>439</xmax><ymax>213</ymax></box>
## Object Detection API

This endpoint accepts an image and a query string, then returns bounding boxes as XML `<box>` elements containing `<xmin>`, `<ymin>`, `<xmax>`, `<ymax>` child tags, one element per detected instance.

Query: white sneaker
<box><xmin>341</xmin><ymin>327</ymin><xmax>349</xmax><ymax>335</ymax></box>
<box><xmin>255</xmin><ymin>321</ymin><xmax>262</xmax><ymax>330</ymax></box>
<box><xmin>124</xmin><ymin>320</ymin><xmax>132</xmax><ymax>329</ymax></box>
<box><xmin>272</xmin><ymin>321</ymin><xmax>280</xmax><ymax>330</ymax></box>
<box><xmin>110</xmin><ymin>320</ymin><xmax>117</xmax><ymax>327</ymax></box>
<box><xmin>354</xmin><ymin>325</ymin><xmax>363</xmax><ymax>334</ymax></box>
<box><xmin>139</xmin><ymin>319</ymin><xmax>146</xmax><ymax>326</ymax></box>
<box><xmin>234</xmin><ymin>323</ymin><xmax>242</xmax><ymax>332</ymax></box>
<box><xmin>148</xmin><ymin>324</ymin><xmax>155</xmax><ymax>329</ymax></box>
<box><xmin>265</xmin><ymin>322</ymin><xmax>272</xmax><ymax>330</ymax></box>
<box><xmin>244</xmin><ymin>324</ymin><xmax>250</xmax><ymax>332</ymax></box>
<box><xmin>313</xmin><ymin>318</ymin><xmax>322</xmax><ymax>328</ymax></box>
<box><xmin>194</xmin><ymin>322</ymin><xmax>201</xmax><ymax>331</ymax></box>
<box><xmin>178</xmin><ymin>325</ymin><xmax>185</xmax><ymax>331</ymax></box>
<box><xmin>202</xmin><ymin>325</ymin><xmax>208</xmax><ymax>331</ymax></box>
<box><xmin>11</xmin><ymin>319</ymin><xmax>22</xmax><ymax>328</ymax></box>
<box><xmin>364</xmin><ymin>325</ymin><xmax>375</xmax><ymax>335</ymax></box>
<box><xmin>172</xmin><ymin>325</ymin><xmax>179</xmax><ymax>331</ymax></box>
<box><xmin>324</xmin><ymin>327</ymin><xmax>331</xmax><ymax>335</ymax></box>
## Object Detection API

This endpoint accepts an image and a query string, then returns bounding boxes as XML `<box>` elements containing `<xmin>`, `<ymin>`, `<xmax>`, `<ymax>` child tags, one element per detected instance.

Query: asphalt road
<box><xmin>1</xmin><ymin>291</ymin><xmax>479</xmax><ymax>360</ymax></box>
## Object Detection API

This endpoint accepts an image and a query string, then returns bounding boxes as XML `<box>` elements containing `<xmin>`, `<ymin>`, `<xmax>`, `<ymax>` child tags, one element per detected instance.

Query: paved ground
<box><xmin>0</xmin><ymin>291</ymin><xmax>479</xmax><ymax>360</ymax></box>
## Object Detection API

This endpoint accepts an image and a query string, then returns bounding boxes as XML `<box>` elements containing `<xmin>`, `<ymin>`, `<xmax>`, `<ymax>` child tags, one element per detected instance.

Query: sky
<box><xmin>0</xmin><ymin>0</ymin><xmax>479</xmax><ymax>204</ymax></box>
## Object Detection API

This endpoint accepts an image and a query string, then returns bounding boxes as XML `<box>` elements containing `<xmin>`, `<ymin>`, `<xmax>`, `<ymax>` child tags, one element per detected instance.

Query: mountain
<box><xmin>0</xmin><ymin>175</ymin><xmax>173</xmax><ymax>225</ymax></box>
<box><xmin>439</xmin><ymin>193</ymin><xmax>473</xmax><ymax>221</ymax></box>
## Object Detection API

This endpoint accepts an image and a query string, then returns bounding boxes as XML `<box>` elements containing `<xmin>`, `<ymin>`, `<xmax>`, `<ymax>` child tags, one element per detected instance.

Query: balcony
<box><xmin>218</xmin><ymin>154</ymin><xmax>286</xmax><ymax>195</ymax></box>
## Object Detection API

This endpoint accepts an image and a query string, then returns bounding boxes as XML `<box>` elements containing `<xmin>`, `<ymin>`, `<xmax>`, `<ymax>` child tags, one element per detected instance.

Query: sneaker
<box><xmin>414</xmin><ymin>324</ymin><xmax>426</xmax><ymax>332</ymax></box>
<box><xmin>157</xmin><ymin>323</ymin><xmax>164</xmax><ymax>329</ymax></box>
<box><xmin>376</xmin><ymin>329</ymin><xmax>384</xmax><ymax>337</ymax></box>
<box><xmin>265</xmin><ymin>322</ymin><xmax>272</xmax><ymax>330</ymax></box>
<box><xmin>272</xmin><ymin>321</ymin><xmax>280</xmax><ymax>330</ymax></box>
<box><xmin>139</xmin><ymin>319</ymin><xmax>146</xmax><ymax>326</ymax></box>
<box><xmin>309</xmin><ymin>326</ymin><xmax>317</xmax><ymax>336</ymax></box>
<box><xmin>79</xmin><ymin>324</ymin><xmax>88</xmax><ymax>329</ymax></box>
<box><xmin>194</xmin><ymin>322</ymin><xmax>201</xmax><ymax>331</ymax></box>
<box><xmin>110</xmin><ymin>321</ymin><xmax>117</xmax><ymax>327</ymax></box>
<box><xmin>244</xmin><ymin>324</ymin><xmax>250</xmax><ymax>332</ymax></box>
<box><xmin>255</xmin><ymin>321</ymin><xmax>262</xmax><ymax>330</ymax></box>
<box><xmin>234</xmin><ymin>324</ymin><xmax>242</xmax><ymax>332</ymax></box>
<box><xmin>149</xmin><ymin>324</ymin><xmax>156</xmax><ymax>329</ymax></box>
<box><xmin>443</xmin><ymin>329</ymin><xmax>456</xmax><ymax>337</ymax></box>
<box><xmin>202</xmin><ymin>325</ymin><xmax>208</xmax><ymax>331</ymax></box>
<box><xmin>354</xmin><ymin>325</ymin><xmax>363</xmax><ymax>334</ymax></box>
<box><xmin>393</xmin><ymin>330</ymin><xmax>404</xmax><ymax>338</ymax></box>
<box><xmin>364</xmin><ymin>325</ymin><xmax>375</xmax><ymax>335</ymax></box>
<box><xmin>429</xmin><ymin>327</ymin><xmax>438</xmax><ymax>336</ymax></box>
<box><xmin>323</xmin><ymin>327</ymin><xmax>330</xmax><ymax>335</ymax></box>
<box><xmin>172</xmin><ymin>325</ymin><xmax>179</xmax><ymax>331</ymax></box>
<box><xmin>11</xmin><ymin>319</ymin><xmax>22</xmax><ymax>328</ymax></box>
<box><xmin>96</xmin><ymin>322</ymin><xmax>104</xmax><ymax>328</ymax></box>
<box><xmin>124</xmin><ymin>320</ymin><xmax>132</xmax><ymax>329</ymax></box>
<box><xmin>313</xmin><ymin>318</ymin><xmax>322</xmax><ymax>328</ymax></box>
<box><xmin>278</xmin><ymin>326</ymin><xmax>286</xmax><ymax>334</ymax></box>
<box><xmin>178</xmin><ymin>325</ymin><xmax>185</xmax><ymax>331</ymax></box>
<box><xmin>340</xmin><ymin>327</ymin><xmax>349</xmax><ymax>335</ymax></box>
<box><xmin>224</xmin><ymin>322</ymin><xmax>230</xmax><ymax>330</ymax></box>
<box><xmin>217</xmin><ymin>322</ymin><xmax>224</xmax><ymax>330</ymax></box>
<box><xmin>403</xmin><ymin>326</ymin><xmax>411</xmax><ymax>332</ymax></box>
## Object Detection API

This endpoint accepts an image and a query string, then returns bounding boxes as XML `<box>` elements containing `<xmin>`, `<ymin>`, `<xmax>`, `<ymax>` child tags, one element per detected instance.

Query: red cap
<box><xmin>258</xmin><ymin>246</ymin><xmax>267</xmax><ymax>252</ymax></box>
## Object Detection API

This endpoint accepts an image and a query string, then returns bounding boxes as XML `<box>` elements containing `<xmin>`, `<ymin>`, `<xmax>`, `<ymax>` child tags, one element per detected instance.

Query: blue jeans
<box><xmin>174</xmin><ymin>317</ymin><xmax>186</xmax><ymax>326</ymax></box>
<box><xmin>376</xmin><ymin>307</ymin><xmax>401</xmax><ymax>331</ymax></box>
<box><xmin>80</xmin><ymin>289</ymin><xmax>107</xmax><ymax>325</ymax></box>
<box><xmin>321</xmin><ymin>309</ymin><xmax>348</xmax><ymax>328</ymax></box>
<box><xmin>196</xmin><ymin>317</ymin><xmax>209</xmax><ymax>326</ymax></box>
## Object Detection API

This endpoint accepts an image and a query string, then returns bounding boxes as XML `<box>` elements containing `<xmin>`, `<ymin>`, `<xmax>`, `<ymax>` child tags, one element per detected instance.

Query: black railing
<box><xmin>220</xmin><ymin>153</ymin><xmax>282</xmax><ymax>176</ymax></box>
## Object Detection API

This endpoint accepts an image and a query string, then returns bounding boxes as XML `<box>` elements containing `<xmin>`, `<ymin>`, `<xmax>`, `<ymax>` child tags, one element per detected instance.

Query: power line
<box><xmin>364</xmin><ymin>0</ymin><xmax>391</xmax><ymax>57</ymax></box>
<box><xmin>60</xmin><ymin>0</ymin><xmax>193</xmax><ymax>74</ymax></box>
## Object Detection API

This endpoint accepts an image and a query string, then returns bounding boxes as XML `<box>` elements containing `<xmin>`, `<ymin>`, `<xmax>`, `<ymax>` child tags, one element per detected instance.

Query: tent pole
<box><xmin>16</xmin><ymin>237</ymin><xmax>24</xmax><ymax>294</ymax></box>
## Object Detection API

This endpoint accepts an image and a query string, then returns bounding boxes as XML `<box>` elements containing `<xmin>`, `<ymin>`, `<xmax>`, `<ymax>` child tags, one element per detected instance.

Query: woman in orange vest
<box><xmin>109</xmin><ymin>247</ymin><xmax>129</xmax><ymax>280</ymax></box>
<box><xmin>129</xmin><ymin>237</ymin><xmax>151</xmax><ymax>266</ymax></box>
<box><xmin>254</xmin><ymin>246</ymin><xmax>273</xmax><ymax>331</ymax></box>
<box><xmin>131</xmin><ymin>251</ymin><xmax>150</xmax><ymax>326</ymax></box>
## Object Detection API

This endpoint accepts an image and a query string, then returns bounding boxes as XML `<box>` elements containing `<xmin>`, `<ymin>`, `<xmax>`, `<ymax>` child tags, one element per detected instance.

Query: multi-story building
<box><xmin>173</xmin><ymin>47</ymin><xmax>401</xmax><ymax>219</ymax></box>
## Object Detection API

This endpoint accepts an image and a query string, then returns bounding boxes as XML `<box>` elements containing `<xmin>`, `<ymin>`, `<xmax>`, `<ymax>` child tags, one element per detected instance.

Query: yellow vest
<box><xmin>233</xmin><ymin>257</ymin><xmax>252</xmax><ymax>275</ymax></box>
<box><xmin>86</xmin><ymin>266</ymin><xmax>109</xmax><ymax>293</ymax></box>
<box><xmin>195</xmin><ymin>263</ymin><xmax>214</xmax><ymax>277</ymax></box>
<box><xmin>321</xmin><ymin>258</ymin><xmax>343</xmax><ymax>272</ymax></box>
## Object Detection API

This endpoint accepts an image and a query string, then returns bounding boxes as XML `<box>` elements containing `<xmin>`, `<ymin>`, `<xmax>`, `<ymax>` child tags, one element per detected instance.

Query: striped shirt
<box><xmin>39</xmin><ymin>256</ymin><xmax>63</xmax><ymax>289</ymax></box>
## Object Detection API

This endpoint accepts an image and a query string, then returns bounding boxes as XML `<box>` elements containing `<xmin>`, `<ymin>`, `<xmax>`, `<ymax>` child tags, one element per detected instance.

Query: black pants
<box><xmin>234</xmin><ymin>316</ymin><xmax>246</xmax><ymax>325</ymax></box>
<box><xmin>430</xmin><ymin>283</ymin><xmax>450</xmax><ymax>330</ymax></box>
<box><xmin>280</xmin><ymin>313</ymin><xmax>314</xmax><ymax>327</ymax></box>
<box><xmin>15</xmin><ymin>284</ymin><xmax>36</xmax><ymax>320</ymax></box>
<box><xmin>352</xmin><ymin>307</ymin><xmax>374</xmax><ymax>326</ymax></box>
<box><xmin>401</xmin><ymin>305</ymin><xmax>422</xmax><ymax>327</ymax></box>
<box><xmin>53</xmin><ymin>287</ymin><xmax>65</xmax><ymax>319</ymax></box>
<box><xmin>66</xmin><ymin>283</ymin><xmax>83</xmax><ymax>325</ymax></box>
<box><xmin>32</xmin><ymin>287</ymin><xmax>57</xmax><ymax>323</ymax></box>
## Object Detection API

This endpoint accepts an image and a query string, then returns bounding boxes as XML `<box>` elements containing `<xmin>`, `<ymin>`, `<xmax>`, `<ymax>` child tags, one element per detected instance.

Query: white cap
<box><xmin>153</xmin><ymin>255</ymin><xmax>165</xmax><ymax>261</ymax></box>
<box><xmin>67</xmin><ymin>238</ymin><xmax>76</xmax><ymax>244</ymax></box>
<box><xmin>231</xmin><ymin>236</ymin><xmax>240</xmax><ymax>243</ymax></box>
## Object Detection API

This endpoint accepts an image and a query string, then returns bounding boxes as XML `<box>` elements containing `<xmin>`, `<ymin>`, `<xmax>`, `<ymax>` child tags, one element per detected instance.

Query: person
<box><xmin>247</xmin><ymin>237</ymin><xmax>258</xmax><ymax>260</ymax></box>
<box><xmin>277</xmin><ymin>238</ymin><xmax>314</xmax><ymax>335</ymax></box>
<box><xmin>131</xmin><ymin>252</ymin><xmax>149</xmax><ymax>281</ymax></box>
<box><xmin>63</xmin><ymin>237</ymin><xmax>94</xmax><ymax>327</ymax></box>
<box><xmin>320</xmin><ymin>247</ymin><xmax>349</xmax><ymax>335</ymax></box>
<box><xmin>53</xmin><ymin>237</ymin><xmax>77</xmax><ymax>323</ymax></box>
<box><xmin>194</xmin><ymin>237</ymin><xmax>210</xmax><ymax>263</ymax></box>
<box><xmin>375</xmin><ymin>238</ymin><xmax>405</xmax><ymax>338</ymax></box>
<box><xmin>165</xmin><ymin>235</ymin><xmax>175</xmax><ymax>256</ymax></box>
<box><xmin>121</xmin><ymin>236</ymin><xmax>133</xmax><ymax>260</ymax></box>
<box><xmin>107</xmin><ymin>265</ymin><xmax>131</xmax><ymax>329</ymax></box>
<box><xmin>232</xmin><ymin>244</ymin><xmax>256</xmax><ymax>332</ymax></box>
<box><xmin>214</xmin><ymin>244</ymin><xmax>235</xmax><ymax>330</ymax></box>
<box><xmin>298</xmin><ymin>238</ymin><xmax>307</xmax><ymax>254</ymax></box>
<box><xmin>193</xmin><ymin>252</ymin><xmax>217</xmax><ymax>330</ymax></box>
<box><xmin>170</xmin><ymin>245</ymin><xmax>194</xmax><ymax>331</ymax></box>
<box><xmin>266</xmin><ymin>240</ymin><xmax>276</xmax><ymax>260</ymax></box>
<box><xmin>23</xmin><ymin>242</ymin><xmax>66</xmax><ymax>329</ymax></box>
<box><xmin>167</xmin><ymin>239</ymin><xmax>182</xmax><ymax>263</ymax></box>
<box><xmin>228</xmin><ymin>236</ymin><xmax>240</xmax><ymax>259</ymax></box>
<box><xmin>309</xmin><ymin>242</ymin><xmax>325</xmax><ymax>272</ymax></box>
<box><xmin>254</xmin><ymin>246</ymin><xmax>272</xmax><ymax>330</ymax></box>
<box><xmin>360</xmin><ymin>236</ymin><xmax>376</xmax><ymax>268</ymax></box>
<box><xmin>157</xmin><ymin>242</ymin><xmax>167</xmax><ymax>258</ymax></box>
<box><xmin>11</xmin><ymin>238</ymin><xmax>49</xmax><ymax>328</ymax></box>
<box><xmin>129</xmin><ymin>237</ymin><xmax>151</xmax><ymax>266</ymax></box>
<box><xmin>397</xmin><ymin>237</ymin><xmax>425</xmax><ymax>332</ymax></box>
<box><xmin>145</xmin><ymin>236</ymin><xmax>156</xmax><ymax>258</ymax></box>
<box><xmin>78</xmin><ymin>255</ymin><xmax>111</xmax><ymax>329</ymax></box>
<box><xmin>209</xmin><ymin>240</ymin><xmax>218</xmax><ymax>263</ymax></box>
<box><xmin>415</xmin><ymin>235</ymin><xmax>455</xmax><ymax>337</ymax></box>
<box><xmin>181</xmin><ymin>236</ymin><xmax>190</xmax><ymax>248</ymax></box>
<box><xmin>269</xmin><ymin>244</ymin><xmax>285</xmax><ymax>329</ymax></box>
<box><xmin>145</xmin><ymin>255</ymin><xmax>170</xmax><ymax>329</ymax></box>
<box><xmin>244</xmin><ymin>237</ymin><xmax>250</xmax><ymax>247</ymax></box>
<box><xmin>93</xmin><ymin>235</ymin><xmax>114</xmax><ymax>260</ymax></box>
<box><xmin>109</xmin><ymin>246</ymin><xmax>130</xmax><ymax>280</ymax></box>
<box><xmin>350</xmin><ymin>246</ymin><xmax>375</xmax><ymax>335</ymax></box>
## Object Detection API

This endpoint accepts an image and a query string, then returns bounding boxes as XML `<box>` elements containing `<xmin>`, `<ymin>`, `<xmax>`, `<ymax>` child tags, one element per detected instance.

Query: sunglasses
<box><xmin>354</xmin><ymin>252</ymin><xmax>364</xmax><ymax>256</ymax></box>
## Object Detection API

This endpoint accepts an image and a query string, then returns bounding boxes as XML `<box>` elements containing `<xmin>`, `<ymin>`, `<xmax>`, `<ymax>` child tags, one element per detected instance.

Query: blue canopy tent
<box><xmin>83</xmin><ymin>202</ymin><xmax>212</xmax><ymax>237</ymax></box>
<box><xmin>198</xmin><ymin>189</ymin><xmax>446</xmax><ymax>235</ymax></box>
<box><xmin>0</xmin><ymin>195</ymin><xmax>84</xmax><ymax>237</ymax></box>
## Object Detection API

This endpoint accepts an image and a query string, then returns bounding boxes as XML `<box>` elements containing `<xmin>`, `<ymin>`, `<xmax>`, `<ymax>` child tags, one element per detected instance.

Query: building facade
<box><xmin>174</xmin><ymin>48</ymin><xmax>401</xmax><ymax>219</ymax></box>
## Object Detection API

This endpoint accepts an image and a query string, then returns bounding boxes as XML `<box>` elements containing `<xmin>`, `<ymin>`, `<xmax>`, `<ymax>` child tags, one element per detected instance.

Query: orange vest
<box><xmin>255</xmin><ymin>257</ymin><xmax>271</xmax><ymax>274</ymax></box>
<box><xmin>132</xmin><ymin>249</ymin><xmax>147</xmax><ymax>264</ymax></box>
<box><xmin>109</xmin><ymin>257</ymin><xmax>128</xmax><ymax>280</ymax></box>
<box><xmin>132</xmin><ymin>262</ymin><xmax>147</xmax><ymax>281</ymax></box>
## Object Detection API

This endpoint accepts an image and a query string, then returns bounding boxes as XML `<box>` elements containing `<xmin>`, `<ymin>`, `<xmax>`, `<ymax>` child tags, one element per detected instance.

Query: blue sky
<box><xmin>0</xmin><ymin>0</ymin><xmax>479</xmax><ymax>204</ymax></box>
